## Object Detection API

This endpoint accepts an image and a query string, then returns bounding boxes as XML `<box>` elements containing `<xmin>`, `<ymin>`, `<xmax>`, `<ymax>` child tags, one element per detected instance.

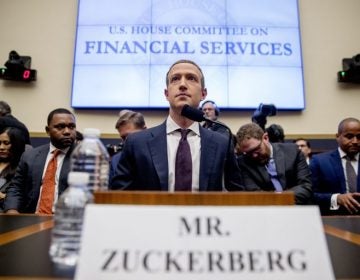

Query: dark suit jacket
<box><xmin>310</xmin><ymin>149</ymin><xmax>360</xmax><ymax>215</ymax></box>
<box><xmin>237</xmin><ymin>143</ymin><xmax>313</xmax><ymax>205</ymax></box>
<box><xmin>110</xmin><ymin>122</ymin><xmax>243</xmax><ymax>191</ymax></box>
<box><xmin>203</xmin><ymin>121</ymin><xmax>229</xmax><ymax>136</ymax></box>
<box><xmin>109</xmin><ymin>151</ymin><xmax>121</xmax><ymax>183</ymax></box>
<box><xmin>4</xmin><ymin>144</ymin><xmax>74</xmax><ymax>213</ymax></box>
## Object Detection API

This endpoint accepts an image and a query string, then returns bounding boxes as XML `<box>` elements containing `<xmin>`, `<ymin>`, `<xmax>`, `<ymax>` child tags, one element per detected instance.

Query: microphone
<box><xmin>181</xmin><ymin>105</ymin><xmax>232</xmax><ymax>133</ymax></box>
<box><xmin>181</xmin><ymin>104</ymin><xmax>206</xmax><ymax>122</ymax></box>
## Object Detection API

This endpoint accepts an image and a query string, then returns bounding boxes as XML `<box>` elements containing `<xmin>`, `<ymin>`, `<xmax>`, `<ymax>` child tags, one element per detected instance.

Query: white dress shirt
<box><xmin>166</xmin><ymin>116</ymin><xmax>201</xmax><ymax>192</ymax></box>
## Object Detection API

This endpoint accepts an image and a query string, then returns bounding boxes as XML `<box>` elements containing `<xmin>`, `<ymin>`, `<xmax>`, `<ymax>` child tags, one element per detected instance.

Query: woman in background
<box><xmin>0</xmin><ymin>127</ymin><xmax>26</xmax><ymax>211</ymax></box>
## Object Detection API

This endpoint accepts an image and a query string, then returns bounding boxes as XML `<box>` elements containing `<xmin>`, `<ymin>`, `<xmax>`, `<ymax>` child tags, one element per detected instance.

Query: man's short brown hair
<box><xmin>236</xmin><ymin>122</ymin><xmax>264</xmax><ymax>144</ymax></box>
<box><xmin>115</xmin><ymin>109</ymin><xmax>146</xmax><ymax>130</ymax></box>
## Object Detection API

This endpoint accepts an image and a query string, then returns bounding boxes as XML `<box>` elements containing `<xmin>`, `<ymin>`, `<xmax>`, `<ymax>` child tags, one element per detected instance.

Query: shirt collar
<box><xmin>166</xmin><ymin>116</ymin><xmax>200</xmax><ymax>136</ymax></box>
<box><xmin>49</xmin><ymin>143</ymin><xmax>69</xmax><ymax>155</ymax></box>
<box><xmin>269</xmin><ymin>143</ymin><xmax>274</xmax><ymax>158</ymax></box>
<box><xmin>338</xmin><ymin>147</ymin><xmax>359</xmax><ymax>160</ymax></box>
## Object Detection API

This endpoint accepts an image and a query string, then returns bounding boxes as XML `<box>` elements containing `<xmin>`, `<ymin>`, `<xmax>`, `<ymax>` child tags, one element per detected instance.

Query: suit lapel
<box><xmin>199</xmin><ymin>128</ymin><xmax>216</xmax><ymax>191</ymax></box>
<box><xmin>330</xmin><ymin>150</ymin><xmax>347</xmax><ymax>192</ymax></box>
<box><xmin>58</xmin><ymin>145</ymin><xmax>75</xmax><ymax>194</ymax></box>
<box><xmin>33</xmin><ymin>145</ymin><xmax>50</xmax><ymax>192</ymax></box>
<box><xmin>149</xmin><ymin>124</ymin><xmax>168</xmax><ymax>191</ymax></box>
<box><xmin>272</xmin><ymin>144</ymin><xmax>286</xmax><ymax>188</ymax></box>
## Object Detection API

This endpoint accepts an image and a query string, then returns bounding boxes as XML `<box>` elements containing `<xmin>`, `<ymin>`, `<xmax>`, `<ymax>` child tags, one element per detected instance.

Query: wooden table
<box><xmin>0</xmin><ymin>214</ymin><xmax>359</xmax><ymax>279</ymax></box>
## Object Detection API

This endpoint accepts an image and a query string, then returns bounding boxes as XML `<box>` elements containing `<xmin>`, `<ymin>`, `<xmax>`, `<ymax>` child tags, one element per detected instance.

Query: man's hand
<box><xmin>337</xmin><ymin>193</ymin><xmax>360</xmax><ymax>214</ymax></box>
<box><xmin>0</xmin><ymin>192</ymin><xmax>5</xmax><ymax>199</ymax></box>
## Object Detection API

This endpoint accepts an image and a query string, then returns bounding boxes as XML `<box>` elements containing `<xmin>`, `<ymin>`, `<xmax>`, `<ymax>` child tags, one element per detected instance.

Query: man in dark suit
<box><xmin>293</xmin><ymin>138</ymin><xmax>312</xmax><ymax>165</ymax></box>
<box><xmin>111</xmin><ymin>59</ymin><xmax>243</xmax><ymax>191</ymax></box>
<box><xmin>236</xmin><ymin>122</ymin><xmax>312</xmax><ymax>205</ymax></box>
<box><xmin>310</xmin><ymin>117</ymin><xmax>360</xmax><ymax>215</ymax></box>
<box><xmin>4</xmin><ymin>108</ymin><xmax>77</xmax><ymax>213</ymax></box>
<box><xmin>109</xmin><ymin>109</ymin><xmax>146</xmax><ymax>181</ymax></box>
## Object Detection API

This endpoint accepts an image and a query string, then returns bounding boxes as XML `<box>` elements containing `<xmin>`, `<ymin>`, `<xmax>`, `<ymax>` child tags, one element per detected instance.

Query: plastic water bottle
<box><xmin>70</xmin><ymin>128</ymin><xmax>110</xmax><ymax>192</ymax></box>
<box><xmin>49</xmin><ymin>172</ymin><xmax>93</xmax><ymax>266</ymax></box>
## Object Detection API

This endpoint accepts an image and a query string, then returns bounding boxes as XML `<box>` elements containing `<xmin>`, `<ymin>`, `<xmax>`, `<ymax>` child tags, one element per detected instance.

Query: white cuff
<box><xmin>330</xmin><ymin>193</ymin><xmax>340</xmax><ymax>210</ymax></box>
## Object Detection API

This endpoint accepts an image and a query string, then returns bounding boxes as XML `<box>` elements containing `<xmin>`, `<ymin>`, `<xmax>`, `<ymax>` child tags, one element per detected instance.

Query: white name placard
<box><xmin>75</xmin><ymin>205</ymin><xmax>334</xmax><ymax>280</ymax></box>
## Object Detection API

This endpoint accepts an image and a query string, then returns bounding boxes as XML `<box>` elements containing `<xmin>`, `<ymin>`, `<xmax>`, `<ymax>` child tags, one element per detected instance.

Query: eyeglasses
<box><xmin>242</xmin><ymin>140</ymin><xmax>263</xmax><ymax>157</ymax></box>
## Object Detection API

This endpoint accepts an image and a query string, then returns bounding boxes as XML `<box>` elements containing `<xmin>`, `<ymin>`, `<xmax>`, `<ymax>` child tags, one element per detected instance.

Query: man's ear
<box><xmin>164</xmin><ymin>89</ymin><xmax>169</xmax><ymax>99</ymax></box>
<box><xmin>201</xmin><ymin>88</ymin><xmax>207</xmax><ymax>100</ymax></box>
<box><xmin>263</xmin><ymin>132</ymin><xmax>269</xmax><ymax>142</ymax></box>
<box><xmin>45</xmin><ymin>126</ymin><xmax>50</xmax><ymax>135</ymax></box>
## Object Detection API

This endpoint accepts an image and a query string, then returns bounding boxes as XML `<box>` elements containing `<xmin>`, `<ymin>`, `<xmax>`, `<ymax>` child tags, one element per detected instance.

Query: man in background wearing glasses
<box><xmin>235</xmin><ymin>122</ymin><xmax>312</xmax><ymax>205</ymax></box>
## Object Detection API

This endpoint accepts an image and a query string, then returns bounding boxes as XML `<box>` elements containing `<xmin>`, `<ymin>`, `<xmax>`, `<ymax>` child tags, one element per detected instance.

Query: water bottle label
<box><xmin>71</xmin><ymin>151</ymin><xmax>109</xmax><ymax>191</ymax></box>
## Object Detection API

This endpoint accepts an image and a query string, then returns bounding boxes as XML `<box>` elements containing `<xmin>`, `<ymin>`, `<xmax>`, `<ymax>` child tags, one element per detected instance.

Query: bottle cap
<box><xmin>68</xmin><ymin>171</ymin><xmax>90</xmax><ymax>185</ymax></box>
<box><xmin>83</xmin><ymin>128</ymin><xmax>101</xmax><ymax>138</ymax></box>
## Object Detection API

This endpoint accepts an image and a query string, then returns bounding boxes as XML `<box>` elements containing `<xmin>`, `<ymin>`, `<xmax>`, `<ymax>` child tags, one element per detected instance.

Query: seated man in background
<box><xmin>4</xmin><ymin>108</ymin><xmax>77</xmax><ymax>214</ymax></box>
<box><xmin>236</xmin><ymin>122</ymin><xmax>312</xmax><ymax>205</ymax></box>
<box><xmin>109</xmin><ymin>109</ymin><xmax>146</xmax><ymax>181</ymax></box>
<box><xmin>111</xmin><ymin>59</ymin><xmax>243</xmax><ymax>192</ymax></box>
<box><xmin>310</xmin><ymin>117</ymin><xmax>360</xmax><ymax>215</ymax></box>
<box><xmin>200</xmin><ymin>100</ymin><xmax>229</xmax><ymax>136</ymax></box>
<box><xmin>293</xmin><ymin>138</ymin><xmax>312</xmax><ymax>165</ymax></box>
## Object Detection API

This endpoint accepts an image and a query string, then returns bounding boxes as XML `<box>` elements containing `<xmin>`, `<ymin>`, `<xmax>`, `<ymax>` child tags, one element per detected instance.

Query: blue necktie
<box><xmin>175</xmin><ymin>129</ymin><xmax>192</xmax><ymax>191</ymax></box>
<box><xmin>266</xmin><ymin>158</ymin><xmax>283</xmax><ymax>192</ymax></box>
